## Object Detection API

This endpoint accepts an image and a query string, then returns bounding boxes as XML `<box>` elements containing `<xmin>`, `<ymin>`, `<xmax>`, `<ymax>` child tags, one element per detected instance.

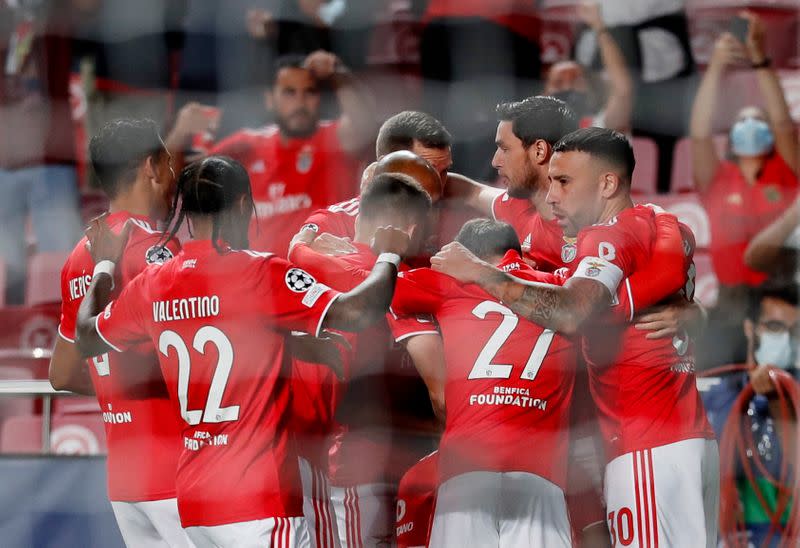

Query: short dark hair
<box><xmin>376</xmin><ymin>111</ymin><xmax>452</xmax><ymax>157</ymax></box>
<box><xmin>162</xmin><ymin>156</ymin><xmax>254</xmax><ymax>253</ymax></box>
<box><xmin>455</xmin><ymin>219</ymin><xmax>521</xmax><ymax>261</ymax></box>
<box><xmin>746</xmin><ymin>283</ymin><xmax>799</xmax><ymax>322</ymax></box>
<box><xmin>495</xmin><ymin>96</ymin><xmax>578</xmax><ymax>148</ymax></box>
<box><xmin>553</xmin><ymin>127</ymin><xmax>636</xmax><ymax>184</ymax></box>
<box><xmin>89</xmin><ymin>118</ymin><xmax>164</xmax><ymax>199</ymax></box>
<box><xmin>269</xmin><ymin>54</ymin><xmax>310</xmax><ymax>87</ymax></box>
<box><xmin>359</xmin><ymin>173</ymin><xmax>432</xmax><ymax>223</ymax></box>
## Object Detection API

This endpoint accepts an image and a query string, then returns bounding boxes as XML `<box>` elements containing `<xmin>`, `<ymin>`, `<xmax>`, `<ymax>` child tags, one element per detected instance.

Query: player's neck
<box><xmin>530</xmin><ymin>187</ymin><xmax>553</xmax><ymax>221</ymax></box>
<box><xmin>188</xmin><ymin>218</ymin><xmax>214</xmax><ymax>241</ymax></box>
<box><xmin>597</xmin><ymin>195</ymin><xmax>634</xmax><ymax>226</ymax></box>
<box><xmin>109</xmin><ymin>186</ymin><xmax>154</xmax><ymax>220</ymax></box>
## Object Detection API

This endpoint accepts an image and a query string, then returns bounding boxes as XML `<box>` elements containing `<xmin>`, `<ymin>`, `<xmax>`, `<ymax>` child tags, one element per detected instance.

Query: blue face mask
<box><xmin>730</xmin><ymin>117</ymin><xmax>774</xmax><ymax>157</ymax></box>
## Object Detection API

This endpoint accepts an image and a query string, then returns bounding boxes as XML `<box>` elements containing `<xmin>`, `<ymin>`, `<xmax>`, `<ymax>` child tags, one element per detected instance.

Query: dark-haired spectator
<box><xmin>168</xmin><ymin>50</ymin><xmax>375</xmax><ymax>257</ymax></box>
<box><xmin>702</xmin><ymin>284</ymin><xmax>798</xmax><ymax>547</ymax></box>
<box><xmin>0</xmin><ymin>0</ymin><xmax>82</xmax><ymax>304</ymax></box>
<box><xmin>690</xmin><ymin>13</ymin><xmax>799</xmax><ymax>366</ymax></box>
<box><xmin>543</xmin><ymin>2</ymin><xmax>633</xmax><ymax>135</ymax></box>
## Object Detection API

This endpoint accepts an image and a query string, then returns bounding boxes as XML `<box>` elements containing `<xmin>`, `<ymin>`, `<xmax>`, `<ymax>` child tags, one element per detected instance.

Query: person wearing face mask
<box><xmin>702</xmin><ymin>284</ymin><xmax>799</xmax><ymax>546</ymax></box>
<box><xmin>689</xmin><ymin>13</ymin><xmax>798</xmax><ymax>367</ymax></box>
<box><xmin>543</xmin><ymin>1</ymin><xmax>634</xmax><ymax>135</ymax></box>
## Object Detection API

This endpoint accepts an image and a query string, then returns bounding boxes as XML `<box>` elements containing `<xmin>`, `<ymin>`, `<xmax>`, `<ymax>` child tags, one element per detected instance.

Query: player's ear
<box><xmin>529</xmin><ymin>139</ymin><xmax>550</xmax><ymax>166</ymax></box>
<box><xmin>599</xmin><ymin>172</ymin><xmax>620</xmax><ymax>198</ymax></box>
<box><xmin>143</xmin><ymin>155</ymin><xmax>158</xmax><ymax>183</ymax></box>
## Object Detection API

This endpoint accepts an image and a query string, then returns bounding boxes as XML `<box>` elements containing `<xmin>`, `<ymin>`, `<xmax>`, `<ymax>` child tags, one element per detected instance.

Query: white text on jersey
<box><xmin>69</xmin><ymin>274</ymin><xmax>92</xmax><ymax>301</ymax></box>
<box><xmin>153</xmin><ymin>296</ymin><xmax>220</xmax><ymax>323</ymax></box>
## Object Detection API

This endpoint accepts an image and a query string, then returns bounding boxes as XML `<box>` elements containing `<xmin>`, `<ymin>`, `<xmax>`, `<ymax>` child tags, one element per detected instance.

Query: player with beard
<box><xmin>169</xmin><ymin>50</ymin><xmax>376</xmax><ymax>257</ymax></box>
<box><xmin>433</xmin><ymin>128</ymin><xmax>718</xmax><ymax>547</ymax></box>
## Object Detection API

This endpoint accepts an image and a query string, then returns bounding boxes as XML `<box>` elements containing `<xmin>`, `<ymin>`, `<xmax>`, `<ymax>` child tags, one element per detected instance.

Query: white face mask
<box><xmin>754</xmin><ymin>331</ymin><xmax>797</xmax><ymax>370</ymax></box>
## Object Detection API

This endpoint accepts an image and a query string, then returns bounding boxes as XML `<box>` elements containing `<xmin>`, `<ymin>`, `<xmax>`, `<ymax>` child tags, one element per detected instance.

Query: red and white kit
<box><xmin>392</xmin><ymin>251</ymin><xmax>576</xmax><ymax>547</ymax></box>
<box><xmin>210</xmin><ymin>121</ymin><xmax>360</xmax><ymax>257</ymax></box>
<box><xmin>290</xmin><ymin>242</ymin><xmax>437</xmax><ymax>548</ymax></box>
<box><xmin>570</xmin><ymin>205</ymin><xmax>718</xmax><ymax>548</ymax></box>
<box><xmin>95</xmin><ymin>240</ymin><xmax>344</xmax><ymax>546</ymax></box>
<box><xmin>58</xmin><ymin>211</ymin><xmax>190</xmax><ymax>547</ymax></box>
<box><xmin>395</xmin><ymin>452</ymin><xmax>439</xmax><ymax>548</ymax></box>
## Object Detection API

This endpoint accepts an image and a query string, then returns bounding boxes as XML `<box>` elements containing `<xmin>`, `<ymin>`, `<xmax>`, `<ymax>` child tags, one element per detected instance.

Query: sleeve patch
<box><xmin>572</xmin><ymin>256</ymin><xmax>624</xmax><ymax>295</ymax></box>
<box><xmin>145</xmin><ymin>245</ymin><xmax>174</xmax><ymax>265</ymax></box>
<box><xmin>302</xmin><ymin>283</ymin><xmax>331</xmax><ymax>308</ymax></box>
<box><xmin>285</xmin><ymin>268</ymin><xmax>316</xmax><ymax>292</ymax></box>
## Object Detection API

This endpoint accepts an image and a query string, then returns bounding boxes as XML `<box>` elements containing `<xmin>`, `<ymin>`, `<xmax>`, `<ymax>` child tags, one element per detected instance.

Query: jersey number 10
<box><xmin>159</xmin><ymin>327</ymin><xmax>239</xmax><ymax>426</ymax></box>
<box><xmin>468</xmin><ymin>301</ymin><xmax>555</xmax><ymax>382</ymax></box>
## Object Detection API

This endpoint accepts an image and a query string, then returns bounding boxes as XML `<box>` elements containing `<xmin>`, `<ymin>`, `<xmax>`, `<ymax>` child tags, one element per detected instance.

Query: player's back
<box><xmin>302</xmin><ymin>197</ymin><xmax>360</xmax><ymax>239</ymax></box>
<box><xmin>575</xmin><ymin>205</ymin><xmax>714</xmax><ymax>459</ymax></box>
<box><xmin>58</xmin><ymin>212</ymin><xmax>182</xmax><ymax>502</ymax></box>
<box><xmin>129</xmin><ymin>240</ymin><xmax>334</xmax><ymax>526</ymax></box>
<box><xmin>394</xmin><ymin>252</ymin><xmax>576</xmax><ymax>488</ymax></box>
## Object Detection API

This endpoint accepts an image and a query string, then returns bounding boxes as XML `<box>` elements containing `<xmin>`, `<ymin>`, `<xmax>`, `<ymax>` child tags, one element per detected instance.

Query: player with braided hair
<box><xmin>74</xmin><ymin>156</ymin><xmax>415</xmax><ymax>547</ymax></box>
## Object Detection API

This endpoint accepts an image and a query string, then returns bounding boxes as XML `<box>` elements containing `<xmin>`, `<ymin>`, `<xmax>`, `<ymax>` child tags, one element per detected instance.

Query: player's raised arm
<box><xmin>75</xmin><ymin>215</ymin><xmax>133</xmax><ymax>357</ymax></box>
<box><xmin>321</xmin><ymin>225</ymin><xmax>411</xmax><ymax>333</ymax></box>
<box><xmin>431</xmin><ymin>241</ymin><xmax>609</xmax><ymax>336</ymax></box>
<box><xmin>443</xmin><ymin>172</ymin><xmax>503</xmax><ymax>215</ymax></box>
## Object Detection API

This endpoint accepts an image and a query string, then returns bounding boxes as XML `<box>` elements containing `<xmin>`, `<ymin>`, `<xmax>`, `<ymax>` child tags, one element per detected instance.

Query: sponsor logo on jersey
<box><xmin>561</xmin><ymin>243</ymin><xmax>577</xmax><ymax>263</ymax></box>
<box><xmin>285</xmin><ymin>268</ymin><xmax>315</xmax><ymax>292</ymax></box>
<box><xmin>302</xmin><ymin>223</ymin><xmax>319</xmax><ymax>233</ymax></box>
<box><xmin>396</xmin><ymin>499</ymin><xmax>406</xmax><ymax>521</ymax></box>
<box><xmin>145</xmin><ymin>245</ymin><xmax>173</xmax><ymax>265</ymax></box>
<box><xmin>182</xmin><ymin>259</ymin><xmax>197</xmax><ymax>269</ymax></box>
<box><xmin>297</xmin><ymin>146</ymin><xmax>314</xmax><ymax>174</ymax></box>
<box><xmin>521</xmin><ymin>233</ymin><xmax>532</xmax><ymax>252</ymax></box>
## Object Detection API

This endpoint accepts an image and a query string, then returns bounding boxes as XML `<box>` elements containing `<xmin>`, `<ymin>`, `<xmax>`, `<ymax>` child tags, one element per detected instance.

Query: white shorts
<box><xmin>184</xmin><ymin>517</ymin><xmax>310</xmax><ymax>548</ymax></box>
<box><xmin>330</xmin><ymin>483</ymin><xmax>396</xmax><ymax>547</ymax></box>
<box><xmin>110</xmin><ymin>498</ymin><xmax>194</xmax><ymax>548</ymax></box>
<box><xmin>604</xmin><ymin>438</ymin><xmax>719</xmax><ymax>548</ymax></box>
<box><xmin>298</xmin><ymin>457</ymin><xmax>341</xmax><ymax>548</ymax></box>
<box><xmin>428</xmin><ymin>471</ymin><xmax>572</xmax><ymax>548</ymax></box>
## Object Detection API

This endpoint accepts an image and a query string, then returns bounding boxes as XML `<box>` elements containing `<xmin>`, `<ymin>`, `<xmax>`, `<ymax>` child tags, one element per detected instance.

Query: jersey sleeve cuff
<box><xmin>571</xmin><ymin>256</ymin><xmax>624</xmax><ymax>296</ymax></box>
<box><xmin>395</xmin><ymin>330</ymin><xmax>440</xmax><ymax>343</ymax></box>
<box><xmin>314</xmin><ymin>292</ymin><xmax>341</xmax><ymax>338</ymax></box>
<box><xmin>490</xmin><ymin>193</ymin><xmax>502</xmax><ymax>221</ymax></box>
<box><xmin>57</xmin><ymin>325</ymin><xmax>75</xmax><ymax>344</ymax></box>
<box><xmin>95</xmin><ymin>314</ymin><xmax>123</xmax><ymax>353</ymax></box>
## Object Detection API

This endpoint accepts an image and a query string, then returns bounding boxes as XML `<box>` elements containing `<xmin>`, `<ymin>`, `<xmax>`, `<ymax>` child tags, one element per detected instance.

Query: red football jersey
<box><xmin>290</xmin><ymin>242</ymin><xmax>438</xmax><ymax>486</ymax></box>
<box><xmin>491</xmin><ymin>191</ymin><xmax>571</xmax><ymax>272</ymax></box>
<box><xmin>570</xmin><ymin>205</ymin><xmax>714</xmax><ymax>459</ymax></box>
<box><xmin>396</xmin><ymin>451</ymin><xmax>438</xmax><ymax>548</ymax></box>
<box><xmin>392</xmin><ymin>251</ymin><xmax>576</xmax><ymax>488</ymax></box>
<box><xmin>301</xmin><ymin>197</ymin><xmax>360</xmax><ymax>238</ymax></box>
<box><xmin>210</xmin><ymin>121</ymin><xmax>360</xmax><ymax>257</ymax></box>
<box><xmin>58</xmin><ymin>211</ymin><xmax>183</xmax><ymax>502</ymax></box>
<box><xmin>95</xmin><ymin>240</ymin><xmax>341</xmax><ymax>527</ymax></box>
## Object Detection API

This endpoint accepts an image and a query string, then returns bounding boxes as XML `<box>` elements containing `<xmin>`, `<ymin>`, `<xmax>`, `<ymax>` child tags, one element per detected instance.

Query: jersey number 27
<box><xmin>468</xmin><ymin>301</ymin><xmax>555</xmax><ymax>382</ymax></box>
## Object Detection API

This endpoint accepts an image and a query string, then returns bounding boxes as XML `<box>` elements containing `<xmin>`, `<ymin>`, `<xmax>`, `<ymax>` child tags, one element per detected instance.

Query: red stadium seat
<box><xmin>692</xmin><ymin>252</ymin><xmax>719</xmax><ymax>308</ymax></box>
<box><xmin>0</xmin><ymin>366</ymin><xmax>35</xmax><ymax>430</ymax></box>
<box><xmin>0</xmin><ymin>258</ymin><xmax>5</xmax><ymax>308</ymax></box>
<box><xmin>631</xmin><ymin>137</ymin><xmax>659</xmax><ymax>195</ymax></box>
<box><xmin>646</xmin><ymin>193</ymin><xmax>712</xmax><ymax>250</ymax></box>
<box><xmin>26</xmin><ymin>251</ymin><xmax>70</xmax><ymax>306</ymax></box>
<box><xmin>0</xmin><ymin>413</ymin><xmax>106</xmax><ymax>455</ymax></box>
<box><xmin>0</xmin><ymin>349</ymin><xmax>51</xmax><ymax>379</ymax></box>
<box><xmin>0</xmin><ymin>304</ymin><xmax>60</xmax><ymax>350</ymax></box>
<box><xmin>670</xmin><ymin>135</ymin><xmax>728</xmax><ymax>193</ymax></box>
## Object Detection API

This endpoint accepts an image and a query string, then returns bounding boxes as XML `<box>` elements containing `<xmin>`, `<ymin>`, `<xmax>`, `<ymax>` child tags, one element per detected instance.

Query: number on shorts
<box><xmin>91</xmin><ymin>353</ymin><xmax>110</xmax><ymax>376</ymax></box>
<box><xmin>608</xmin><ymin>508</ymin><xmax>635</xmax><ymax>546</ymax></box>
<box><xmin>158</xmin><ymin>326</ymin><xmax>239</xmax><ymax>426</ymax></box>
<box><xmin>467</xmin><ymin>301</ymin><xmax>555</xmax><ymax>382</ymax></box>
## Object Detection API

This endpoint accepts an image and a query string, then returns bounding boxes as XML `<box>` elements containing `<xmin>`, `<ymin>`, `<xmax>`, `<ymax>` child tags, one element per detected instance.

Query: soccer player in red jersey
<box><xmin>291</xmin><ymin>173</ymin><xmax>438</xmax><ymax>548</ymax></box>
<box><xmin>390</xmin><ymin>219</ymin><xmax>576</xmax><ymax>546</ymax></box>
<box><xmin>73</xmin><ymin>157</ymin><xmax>412</xmax><ymax>547</ymax></box>
<box><xmin>433</xmin><ymin>128</ymin><xmax>718</xmax><ymax>548</ymax></box>
<box><xmin>48</xmin><ymin>119</ymin><xmax>192</xmax><ymax>547</ymax></box>
<box><xmin>168</xmin><ymin>50</ymin><xmax>375</xmax><ymax>257</ymax></box>
<box><xmin>395</xmin><ymin>451</ymin><xmax>438</xmax><ymax>548</ymax></box>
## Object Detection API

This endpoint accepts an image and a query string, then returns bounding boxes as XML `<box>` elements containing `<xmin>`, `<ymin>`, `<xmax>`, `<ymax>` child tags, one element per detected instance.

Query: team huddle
<box><xmin>49</xmin><ymin>97</ymin><xmax>718</xmax><ymax>548</ymax></box>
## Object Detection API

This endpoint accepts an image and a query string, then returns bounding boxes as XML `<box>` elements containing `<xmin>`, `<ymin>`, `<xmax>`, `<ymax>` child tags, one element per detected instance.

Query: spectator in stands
<box><xmin>418</xmin><ymin>0</ymin><xmax>540</xmax><ymax>180</ymax></box>
<box><xmin>0</xmin><ymin>0</ymin><xmax>82</xmax><ymax>304</ymax></box>
<box><xmin>702</xmin><ymin>284</ymin><xmax>798</xmax><ymax>547</ymax></box>
<box><xmin>745</xmin><ymin>194</ymin><xmax>800</xmax><ymax>286</ymax></box>
<box><xmin>167</xmin><ymin>49</ymin><xmax>375</xmax><ymax>257</ymax></box>
<box><xmin>690</xmin><ymin>13</ymin><xmax>799</xmax><ymax>365</ymax></box>
<box><xmin>543</xmin><ymin>1</ymin><xmax>633</xmax><ymax>135</ymax></box>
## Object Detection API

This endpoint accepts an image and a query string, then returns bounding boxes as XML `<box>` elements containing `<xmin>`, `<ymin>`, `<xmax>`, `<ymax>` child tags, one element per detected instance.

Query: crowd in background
<box><xmin>1</xmin><ymin>0</ymin><xmax>800</xmax><ymax>546</ymax></box>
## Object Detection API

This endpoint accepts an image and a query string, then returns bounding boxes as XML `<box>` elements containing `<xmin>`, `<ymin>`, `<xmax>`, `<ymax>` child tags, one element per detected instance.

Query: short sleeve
<box><xmin>391</xmin><ymin>269</ymin><xmax>450</xmax><ymax>317</ymax></box>
<box><xmin>491</xmin><ymin>192</ymin><xmax>532</xmax><ymax>233</ymax></box>
<box><xmin>572</xmin><ymin>226</ymin><xmax>636</xmax><ymax>295</ymax></box>
<box><xmin>388</xmin><ymin>313</ymin><xmax>439</xmax><ymax>344</ymax></box>
<box><xmin>57</xmin><ymin>260</ymin><xmax>78</xmax><ymax>342</ymax></box>
<box><xmin>288</xmin><ymin>244</ymin><xmax>366</xmax><ymax>291</ymax></box>
<box><xmin>95</xmin><ymin>272</ymin><xmax>152</xmax><ymax>352</ymax></box>
<box><xmin>257</xmin><ymin>257</ymin><xmax>342</xmax><ymax>337</ymax></box>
